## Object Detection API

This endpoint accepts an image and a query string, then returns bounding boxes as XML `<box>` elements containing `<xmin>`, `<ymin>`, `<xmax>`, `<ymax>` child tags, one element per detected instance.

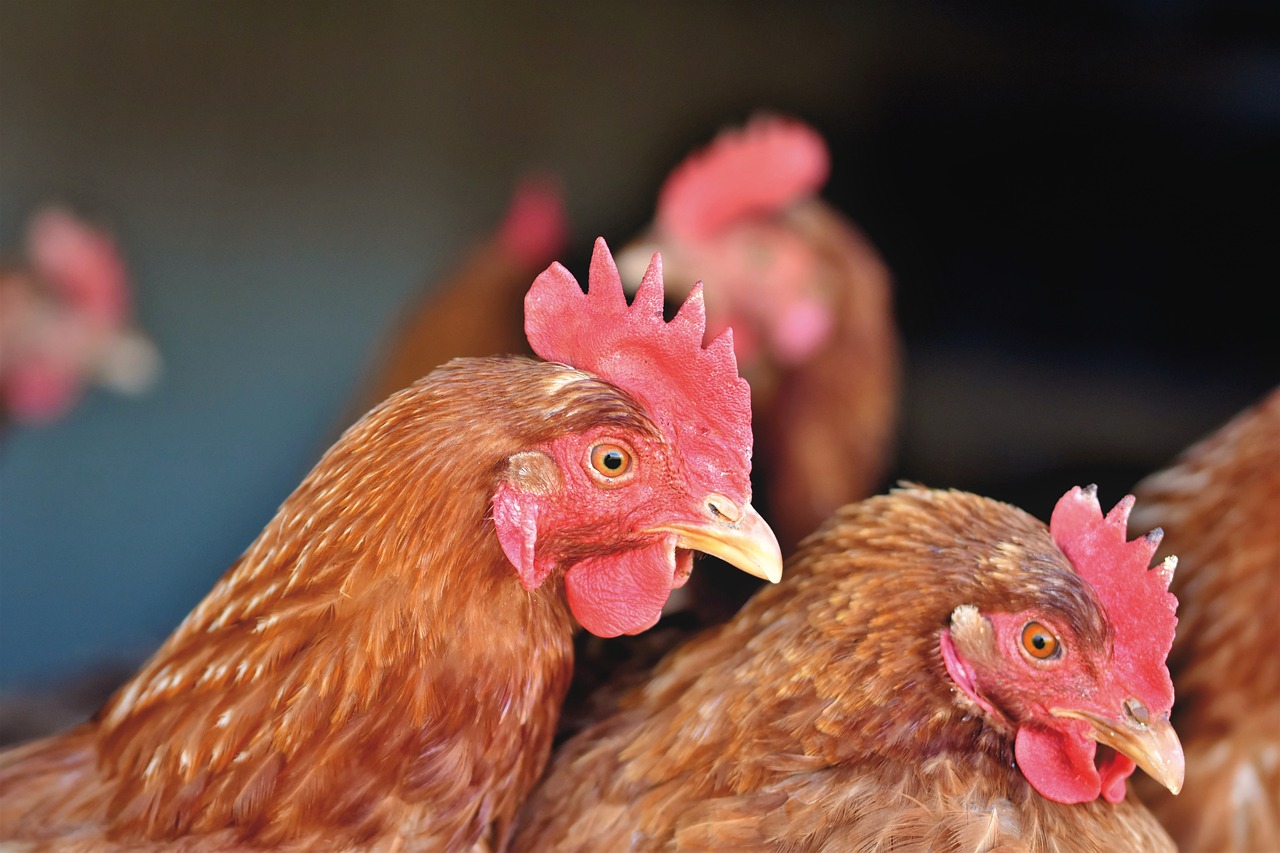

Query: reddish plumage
<box><xmin>512</xmin><ymin>485</ymin><xmax>1183</xmax><ymax>851</ymax></box>
<box><xmin>1128</xmin><ymin>385</ymin><xmax>1280</xmax><ymax>852</ymax></box>
<box><xmin>0</xmin><ymin>241</ymin><xmax>781</xmax><ymax>851</ymax></box>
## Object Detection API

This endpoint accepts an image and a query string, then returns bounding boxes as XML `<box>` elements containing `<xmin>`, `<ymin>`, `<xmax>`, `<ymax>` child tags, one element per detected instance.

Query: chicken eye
<box><xmin>588</xmin><ymin>443</ymin><xmax>633</xmax><ymax>480</ymax></box>
<box><xmin>1020</xmin><ymin>621</ymin><xmax>1061</xmax><ymax>660</ymax></box>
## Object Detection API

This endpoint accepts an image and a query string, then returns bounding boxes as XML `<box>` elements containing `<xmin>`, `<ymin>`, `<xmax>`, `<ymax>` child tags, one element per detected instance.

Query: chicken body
<box><xmin>618</xmin><ymin>114</ymin><xmax>900</xmax><ymax>553</ymax></box>
<box><xmin>0</xmin><ymin>241</ymin><xmax>781</xmax><ymax>851</ymax></box>
<box><xmin>514</xmin><ymin>486</ymin><xmax>1182</xmax><ymax>852</ymax></box>
<box><xmin>1128</xmin><ymin>385</ymin><xmax>1280</xmax><ymax>851</ymax></box>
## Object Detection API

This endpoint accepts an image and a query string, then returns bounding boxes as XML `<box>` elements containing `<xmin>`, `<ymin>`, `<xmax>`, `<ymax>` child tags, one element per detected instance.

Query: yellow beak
<box><xmin>655</xmin><ymin>498</ymin><xmax>783</xmax><ymax>584</ymax></box>
<box><xmin>1051</xmin><ymin>706</ymin><xmax>1185</xmax><ymax>795</ymax></box>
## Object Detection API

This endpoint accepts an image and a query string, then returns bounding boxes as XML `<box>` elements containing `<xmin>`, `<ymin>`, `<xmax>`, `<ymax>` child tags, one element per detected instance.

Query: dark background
<box><xmin>1</xmin><ymin>0</ymin><xmax>1275</xmax><ymax>714</ymax></box>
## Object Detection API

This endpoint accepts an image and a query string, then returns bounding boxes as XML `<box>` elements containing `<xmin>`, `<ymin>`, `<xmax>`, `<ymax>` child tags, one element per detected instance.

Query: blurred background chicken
<box><xmin>617</xmin><ymin>114</ymin><xmax>901</xmax><ymax>558</ymax></box>
<box><xmin>557</xmin><ymin>115</ymin><xmax>902</xmax><ymax>737</ymax></box>
<box><xmin>0</xmin><ymin>206</ymin><xmax>160</xmax><ymax>432</ymax></box>
<box><xmin>1127</xmin><ymin>385</ymin><xmax>1280</xmax><ymax>852</ymax></box>
<box><xmin>513</xmin><ymin>484</ymin><xmax>1183</xmax><ymax>851</ymax></box>
<box><xmin>345</xmin><ymin>173</ymin><xmax>568</xmax><ymax>421</ymax></box>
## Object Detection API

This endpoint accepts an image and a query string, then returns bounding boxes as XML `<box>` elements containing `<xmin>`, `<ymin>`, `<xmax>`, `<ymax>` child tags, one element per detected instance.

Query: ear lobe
<box><xmin>493</xmin><ymin>450</ymin><xmax>563</xmax><ymax>589</ymax></box>
<box><xmin>949</xmin><ymin>604</ymin><xmax>1000</xmax><ymax>666</ymax></box>
<box><xmin>493</xmin><ymin>482</ymin><xmax>550</xmax><ymax>590</ymax></box>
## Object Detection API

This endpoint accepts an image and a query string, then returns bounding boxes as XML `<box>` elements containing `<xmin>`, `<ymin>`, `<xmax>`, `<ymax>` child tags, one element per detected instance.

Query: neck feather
<box><xmin>93</xmin><ymin>358</ymin><xmax>579</xmax><ymax>845</ymax></box>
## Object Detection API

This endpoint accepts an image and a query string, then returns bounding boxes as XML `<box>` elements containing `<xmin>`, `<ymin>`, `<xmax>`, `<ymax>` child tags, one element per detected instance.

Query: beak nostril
<box><xmin>1123</xmin><ymin>697</ymin><xmax>1151</xmax><ymax>726</ymax></box>
<box><xmin>705</xmin><ymin>494</ymin><xmax>742</xmax><ymax>524</ymax></box>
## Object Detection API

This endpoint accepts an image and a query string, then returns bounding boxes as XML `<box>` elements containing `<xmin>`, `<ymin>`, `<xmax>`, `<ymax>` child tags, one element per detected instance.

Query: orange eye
<box><xmin>1021</xmin><ymin>621</ymin><xmax>1061</xmax><ymax>660</ymax></box>
<box><xmin>589</xmin><ymin>443</ymin><xmax>633</xmax><ymax>479</ymax></box>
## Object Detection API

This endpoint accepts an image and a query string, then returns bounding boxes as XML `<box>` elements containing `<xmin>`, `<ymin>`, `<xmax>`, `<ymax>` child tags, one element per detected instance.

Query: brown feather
<box><xmin>0</xmin><ymin>357</ymin><xmax>664</xmax><ymax>851</ymax></box>
<box><xmin>1129</xmin><ymin>385</ymin><xmax>1280</xmax><ymax>852</ymax></box>
<box><xmin>512</xmin><ymin>486</ymin><xmax>1175</xmax><ymax>852</ymax></box>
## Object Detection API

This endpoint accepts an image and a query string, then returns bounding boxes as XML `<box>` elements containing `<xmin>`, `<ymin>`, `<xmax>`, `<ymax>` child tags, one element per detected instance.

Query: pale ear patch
<box><xmin>942</xmin><ymin>604</ymin><xmax>1009</xmax><ymax>726</ymax></box>
<box><xmin>949</xmin><ymin>604</ymin><xmax>1000</xmax><ymax>668</ymax></box>
<box><xmin>493</xmin><ymin>452</ymin><xmax>563</xmax><ymax>590</ymax></box>
<box><xmin>503</xmin><ymin>450</ymin><xmax>562</xmax><ymax>495</ymax></box>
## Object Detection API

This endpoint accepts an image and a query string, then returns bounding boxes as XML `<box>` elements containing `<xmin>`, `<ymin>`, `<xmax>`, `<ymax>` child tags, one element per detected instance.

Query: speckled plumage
<box><xmin>0</xmin><ymin>353</ymin><xmax>761</xmax><ymax>852</ymax></box>
<box><xmin>512</xmin><ymin>486</ymin><xmax>1178</xmax><ymax>852</ymax></box>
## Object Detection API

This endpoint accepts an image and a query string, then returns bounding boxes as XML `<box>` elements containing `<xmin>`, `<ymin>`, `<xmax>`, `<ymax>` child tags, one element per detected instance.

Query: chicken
<box><xmin>558</xmin><ymin>116</ymin><xmax>902</xmax><ymax>740</ymax></box>
<box><xmin>0</xmin><ymin>237</ymin><xmax>783</xmax><ymax>852</ymax></box>
<box><xmin>617</xmin><ymin>113</ymin><xmax>901</xmax><ymax>555</ymax></box>
<box><xmin>348</xmin><ymin>174</ymin><xmax>568</xmax><ymax>419</ymax></box>
<box><xmin>1127</xmin><ymin>385</ymin><xmax>1280</xmax><ymax>852</ymax></box>
<box><xmin>0</xmin><ymin>206</ymin><xmax>160</xmax><ymax>430</ymax></box>
<box><xmin>512</xmin><ymin>484</ymin><xmax>1184</xmax><ymax>852</ymax></box>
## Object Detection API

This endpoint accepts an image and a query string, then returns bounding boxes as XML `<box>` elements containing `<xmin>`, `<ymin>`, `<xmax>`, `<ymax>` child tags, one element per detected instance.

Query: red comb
<box><xmin>655</xmin><ymin>114</ymin><xmax>830</xmax><ymax>240</ymax></box>
<box><xmin>26</xmin><ymin>206</ymin><xmax>129</xmax><ymax>326</ymax></box>
<box><xmin>525</xmin><ymin>238</ymin><xmax>754</xmax><ymax>489</ymax></box>
<box><xmin>1050</xmin><ymin>485</ymin><xmax>1177</xmax><ymax>709</ymax></box>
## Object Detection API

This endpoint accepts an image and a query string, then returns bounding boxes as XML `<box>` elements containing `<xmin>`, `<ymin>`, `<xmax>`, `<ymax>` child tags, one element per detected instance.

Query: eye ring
<box><xmin>1020</xmin><ymin>621</ymin><xmax>1061</xmax><ymax>661</ymax></box>
<box><xmin>587</xmin><ymin>442</ymin><xmax>634</xmax><ymax>482</ymax></box>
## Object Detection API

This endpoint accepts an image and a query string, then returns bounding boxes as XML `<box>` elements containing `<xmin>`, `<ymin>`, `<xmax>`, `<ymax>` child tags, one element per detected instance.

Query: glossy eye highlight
<box><xmin>1020</xmin><ymin>621</ymin><xmax>1061</xmax><ymax>660</ymax></box>
<box><xmin>589</xmin><ymin>443</ymin><xmax>633</xmax><ymax>480</ymax></box>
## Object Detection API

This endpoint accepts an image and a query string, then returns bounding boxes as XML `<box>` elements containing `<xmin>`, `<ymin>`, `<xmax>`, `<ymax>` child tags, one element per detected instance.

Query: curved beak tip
<box><xmin>1053</xmin><ymin>707</ymin><xmax>1185</xmax><ymax>796</ymax></box>
<box><xmin>663</xmin><ymin>501</ymin><xmax>784</xmax><ymax>584</ymax></box>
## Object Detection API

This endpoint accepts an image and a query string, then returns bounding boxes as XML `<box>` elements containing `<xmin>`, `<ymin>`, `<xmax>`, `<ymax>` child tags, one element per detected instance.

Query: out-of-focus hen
<box><xmin>0</xmin><ymin>238</ymin><xmax>782</xmax><ymax>851</ymax></box>
<box><xmin>0</xmin><ymin>206</ymin><xmax>160</xmax><ymax>430</ymax></box>
<box><xmin>558</xmin><ymin>115</ymin><xmax>901</xmax><ymax>743</ymax></box>
<box><xmin>513</xmin><ymin>484</ymin><xmax>1184</xmax><ymax>852</ymax></box>
<box><xmin>349</xmin><ymin>174</ymin><xmax>568</xmax><ymax>417</ymax></box>
<box><xmin>1128</xmin><ymin>385</ymin><xmax>1280</xmax><ymax>852</ymax></box>
<box><xmin>618</xmin><ymin>113</ymin><xmax>901</xmax><ymax>555</ymax></box>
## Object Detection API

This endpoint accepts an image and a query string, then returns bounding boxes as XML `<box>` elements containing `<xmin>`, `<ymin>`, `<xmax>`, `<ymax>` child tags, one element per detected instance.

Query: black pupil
<box><xmin>1032</xmin><ymin>634</ymin><xmax>1047</xmax><ymax>650</ymax></box>
<box><xmin>602</xmin><ymin>451</ymin><xmax>623</xmax><ymax>470</ymax></box>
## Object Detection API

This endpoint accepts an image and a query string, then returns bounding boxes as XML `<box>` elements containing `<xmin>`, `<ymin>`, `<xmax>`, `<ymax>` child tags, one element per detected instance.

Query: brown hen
<box><xmin>513</xmin><ymin>485</ymin><xmax>1184</xmax><ymax>852</ymax></box>
<box><xmin>1128</xmin><ymin>384</ymin><xmax>1280</xmax><ymax>852</ymax></box>
<box><xmin>0</xmin><ymin>239</ymin><xmax>782</xmax><ymax>852</ymax></box>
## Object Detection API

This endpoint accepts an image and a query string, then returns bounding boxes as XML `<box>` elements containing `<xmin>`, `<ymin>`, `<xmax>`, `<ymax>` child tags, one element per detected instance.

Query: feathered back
<box><xmin>1050</xmin><ymin>485</ymin><xmax>1178</xmax><ymax>711</ymax></box>
<box><xmin>655</xmin><ymin>114</ymin><xmax>830</xmax><ymax>239</ymax></box>
<box><xmin>525</xmin><ymin>237</ymin><xmax>754</xmax><ymax>494</ymax></box>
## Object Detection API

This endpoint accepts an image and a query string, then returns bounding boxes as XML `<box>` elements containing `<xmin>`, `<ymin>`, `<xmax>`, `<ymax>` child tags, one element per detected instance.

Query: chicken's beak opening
<box><xmin>655</xmin><ymin>499</ymin><xmax>783</xmax><ymax>584</ymax></box>
<box><xmin>1051</xmin><ymin>707</ymin><xmax>1185</xmax><ymax>795</ymax></box>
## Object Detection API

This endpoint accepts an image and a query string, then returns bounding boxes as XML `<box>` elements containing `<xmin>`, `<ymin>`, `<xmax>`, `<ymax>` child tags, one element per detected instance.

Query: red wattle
<box><xmin>1098</xmin><ymin>749</ymin><xmax>1136</xmax><ymax>803</ymax></box>
<box><xmin>563</xmin><ymin>539</ymin><xmax>675</xmax><ymax>638</ymax></box>
<box><xmin>1014</xmin><ymin>721</ymin><xmax>1102</xmax><ymax>804</ymax></box>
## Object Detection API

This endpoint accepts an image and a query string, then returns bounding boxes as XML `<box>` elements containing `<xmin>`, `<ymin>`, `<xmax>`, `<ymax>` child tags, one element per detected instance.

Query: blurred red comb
<box><xmin>26</xmin><ymin>206</ymin><xmax>129</xmax><ymax>326</ymax></box>
<box><xmin>655</xmin><ymin>114</ymin><xmax>830</xmax><ymax>240</ymax></box>
<box><xmin>496</xmin><ymin>173</ymin><xmax>569</xmax><ymax>269</ymax></box>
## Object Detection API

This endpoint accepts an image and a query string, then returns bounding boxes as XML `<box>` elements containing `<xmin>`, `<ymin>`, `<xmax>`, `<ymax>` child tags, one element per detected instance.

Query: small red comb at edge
<box><xmin>655</xmin><ymin>114</ymin><xmax>831</xmax><ymax>241</ymax></box>
<box><xmin>26</xmin><ymin>206</ymin><xmax>130</xmax><ymax>326</ymax></box>
<box><xmin>524</xmin><ymin>237</ymin><xmax>753</xmax><ymax>471</ymax></box>
<box><xmin>1049</xmin><ymin>485</ymin><xmax>1178</xmax><ymax>708</ymax></box>
<box><xmin>495</xmin><ymin>173</ymin><xmax>569</xmax><ymax>269</ymax></box>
